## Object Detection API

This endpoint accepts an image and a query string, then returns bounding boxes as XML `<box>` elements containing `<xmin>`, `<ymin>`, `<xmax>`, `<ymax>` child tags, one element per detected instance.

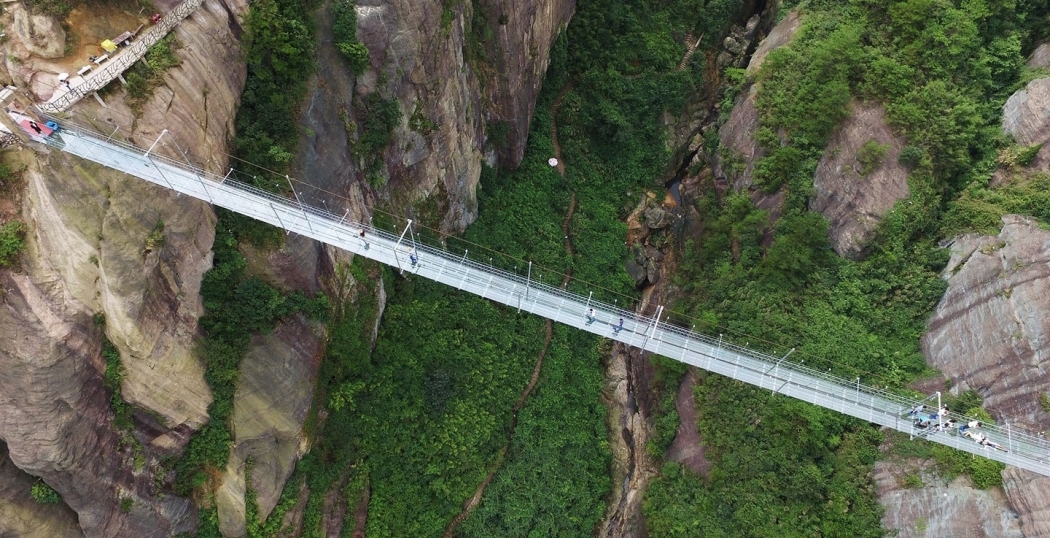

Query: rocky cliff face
<box><xmin>810</xmin><ymin>101</ymin><xmax>909</xmax><ymax>259</ymax></box>
<box><xmin>920</xmin><ymin>216</ymin><xmax>1050</xmax><ymax>536</ymax></box>
<box><xmin>0</xmin><ymin>0</ymin><xmax>250</xmax><ymax>534</ymax></box>
<box><xmin>297</xmin><ymin>0</ymin><xmax>574</xmax><ymax>233</ymax></box>
<box><xmin>922</xmin><ymin>215</ymin><xmax>1050</xmax><ymax>430</ymax></box>
<box><xmin>0</xmin><ymin>443</ymin><xmax>83</xmax><ymax>538</ymax></box>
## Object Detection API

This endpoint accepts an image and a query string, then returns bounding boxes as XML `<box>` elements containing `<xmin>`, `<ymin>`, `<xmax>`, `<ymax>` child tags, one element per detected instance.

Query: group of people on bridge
<box><xmin>908</xmin><ymin>405</ymin><xmax>1008</xmax><ymax>452</ymax></box>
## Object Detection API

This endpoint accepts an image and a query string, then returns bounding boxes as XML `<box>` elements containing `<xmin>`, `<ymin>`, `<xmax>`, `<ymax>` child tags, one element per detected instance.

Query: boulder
<box><xmin>644</xmin><ymin>205</ymin><xmax>674</xmax><ymax>230</ymax></box>
<box><xmin>625</xmin><ymin>259</ymin><xmax>647</xmax><ymax>288</ymax></box>
<box><xmin>1027</xmin><ymin>43</ymin><xmax>1050</xmax><ymax>69</ymax></box>
<box><xmin>810</xmin><ymin>101</ymin><xmax>909</xmax><ymax>259</ymax></box>
<box><xmin>1001</xmin><ymin>77</ymin><xmax>1050</xmax><ymax>170</ymax></box>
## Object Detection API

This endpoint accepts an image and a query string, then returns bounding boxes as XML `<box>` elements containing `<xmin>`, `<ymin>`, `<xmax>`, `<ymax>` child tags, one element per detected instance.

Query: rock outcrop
<box><xmin>746</xmin><ymin>10</ymin><xmax>800</xmax><ymax>73</ymax></box>
<box><xmin>299</xmin><ymin>0</ymin><xmax>574</xmax><ymax>234</ymax></box>
<box><xmin>10</xmin><ymin>4</ymin><xmax>66</xmax><ymax>59</ymax></box>
<box><xmin>0</xmin><ymin>270</ymin><xmax>195</xmax><ymax>536</ymax></box>
<box><xmin>810</xmin><ymin>101</ymin><xmax>909</xmax><ymax>259</ymax></box>
<box><xmin>215</xmin><ymin>316</ymin><xmax>323</xmax><ymax>536</ymax></box>
<box><xmin>922</xmin><ymin>215</ymin><xmax>1050</xmax><ymax>429</ymax></box>
<box><xmin>474</xmin><ymin>0</ymin><xmax>577</xmax><ymax>167</ymax></box>
<box><xmin>875</xmin><ymin>460</ymin><xmax>1022</xmax><ymax>537</ymax></box>
<box><xmin>1002</xmin><ymin>467</ymin><xmax>1050</xmax><ymax>536</ymax></box>
<box><xmin>1001</xmin><ymin>77</ymin><xmax>1050</xmax><ymax>171</ymax></box>
<box><xmin>1027</xmin><ymin>43</ymin><xmax>1050</xmax><ymax>69</ymax></box>
<box><xmin>712</xmin><ymin>10</ymin><xmax>801</xmax><ymax>209</ymax></box>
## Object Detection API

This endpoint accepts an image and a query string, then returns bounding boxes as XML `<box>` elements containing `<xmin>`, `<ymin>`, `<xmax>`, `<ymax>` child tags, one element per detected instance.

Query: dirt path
<box><xmin>442</xmin><ymin>88</ymin><xmax>576</xmax><ymax>538</ymax></box>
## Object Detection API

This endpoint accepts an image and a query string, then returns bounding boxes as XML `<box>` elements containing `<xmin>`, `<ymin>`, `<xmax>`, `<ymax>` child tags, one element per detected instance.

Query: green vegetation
<box><xmin>641</xmin><ymin>0</ymin><xmax>1049</xmax><ymax>533</ymax></box>
<box><xmin>0</xmin><ymin>221</ymin><xmax>26</xmax><ymax>267</ymax></box>
<box><xmin>102</xmin><ymin>334</ymin><xmax>134</xmax><ymax>431</ymax></box>
<box><xmin>125</xmin><ymin>35</ymin><xmax>181</xmax><ymax>112</ymax></box>
<box><xmin>331</xmin><ymin>0</ymin><xmax>369</xmax><ymax>74</ymax></box>
<box><xmin>857</xmin><ymin>140</ymin><xmax>889</xmax><ymax>176</ymax></box>
<box><xmin>30</xmin><ymin>480</ymin><xmax>60</xmax><ymax>504</ymax></box>
<box><xmin>942</xmin><ymin>173</ymin><xmax>1050</xmax><ymax>235</ymax></box>
<box><xmin>235</xmin><ymin>0</ymin><xmax>317</xmax><ymax>183</ymax></box>
<box><xmin>143</xmin><ymin>220</ymin><xmax>165</xmax><ymax>253</ymax></box>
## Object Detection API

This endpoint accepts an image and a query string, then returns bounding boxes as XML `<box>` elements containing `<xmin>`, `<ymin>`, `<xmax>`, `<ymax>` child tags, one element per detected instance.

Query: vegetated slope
<box><xmin>645</xmin><ymin>0</ymin><xmax>1050</xmax><ymax>536</ymax></box>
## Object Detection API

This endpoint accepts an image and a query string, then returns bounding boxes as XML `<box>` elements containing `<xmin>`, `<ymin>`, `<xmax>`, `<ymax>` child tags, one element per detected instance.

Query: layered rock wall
<box><xmin>0</xmin><ymin>0</ymin><xmax>250</xmax><ymax>534</ymax></box>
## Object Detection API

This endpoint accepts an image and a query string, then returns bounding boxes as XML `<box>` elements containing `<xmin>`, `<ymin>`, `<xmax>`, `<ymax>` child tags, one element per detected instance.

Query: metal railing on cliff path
<box><xmin>34</xmin><ymin>116</ymin><xmax>1050</xmax><ymax>478</ymax></box>
<box><xmin>37</xmin><ymin>0</ymin><xmax>205</xmax><ymax>113</ymax></box>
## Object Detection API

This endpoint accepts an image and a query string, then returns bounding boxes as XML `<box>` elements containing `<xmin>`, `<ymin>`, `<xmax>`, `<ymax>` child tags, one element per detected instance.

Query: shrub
<box><xmin>857</xmin><ymin>140</ymin><xmax>889</xmax><ymax>176</ymax></box>
<box><xmin>898</xmin><ymin>145</ymin><xmax>924</xmax><ymax>168</ymax></box>
<box><xmin>125</xmin><ymin>35</ymin><xmax>181</xmax><ymax>112</ymax></box>
<box><xmin>30</xmin><ymin>480</ymin><xmax>60</xmax><ymax>504</ymax></box>
<box><xmin>0</xmin><ymin>221</ymin><xmax>26</xmax><ymax>267</ymax></box>
<box><xmin>331</xmin><ymin>0</ymin><xmax>370</xmax><ymax>74</ymax></box>
<box><xmin>1017</xmin><ymin>143</ymin><xmax>1043</xmax><ymax>167</ymax></box>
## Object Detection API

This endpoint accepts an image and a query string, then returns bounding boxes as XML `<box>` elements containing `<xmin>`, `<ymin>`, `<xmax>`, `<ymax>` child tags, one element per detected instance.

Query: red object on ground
<box><xmin>20</xmin><ymin>119</ymin><xmax>53</xmax><ymax>137</ymax></box>
<box><xmin>150</xmin><ymin>13</ymin><xmax>162</xmax><ymax>24</ymax></box>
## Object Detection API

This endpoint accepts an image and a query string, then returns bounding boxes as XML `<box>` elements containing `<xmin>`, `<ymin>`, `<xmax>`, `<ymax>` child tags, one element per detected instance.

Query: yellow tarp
<box><xmin>100</xmin><ymin>40</ymin><xmax>117</xmax><ymax>53</ymax></box>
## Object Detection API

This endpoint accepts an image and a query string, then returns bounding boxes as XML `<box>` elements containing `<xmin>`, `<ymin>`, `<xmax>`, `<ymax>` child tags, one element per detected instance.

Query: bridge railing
<box><xmin>39</xmin><ymin>115</ymin><xmax>1050</xmax><ymax>474</ymax></box>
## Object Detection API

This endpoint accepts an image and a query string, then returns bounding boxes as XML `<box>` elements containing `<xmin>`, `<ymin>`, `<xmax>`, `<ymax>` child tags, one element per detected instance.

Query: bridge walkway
<box><xmin>36</xmin><ymin>117</ymin><xmax>1050</xmax><ymax>477</ymax></box>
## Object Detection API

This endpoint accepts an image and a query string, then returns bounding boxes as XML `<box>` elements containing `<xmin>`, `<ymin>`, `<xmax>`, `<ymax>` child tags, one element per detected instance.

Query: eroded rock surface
<box><xmin>810</xmin><ymin>101</ymin><xmax>909</xmax><ymax>259</ymax></box>
<box><xmin>0</xmin><ymin>271</ymin><xmax>195</xmax><ymax>536</ymax></box>
<box><xmin>875</xmin><ymin>460</ymin><xmax>1021</xmax><ymax>537</ymax></box>
<box><xmin>1002</xmin><ymin>467</ymin><xmax>1050</xmax><ymax>536</ymax></box>
<box><xmin>215</xmin><ymin>316</ymin><xmax>323</xmax><ymax>533</ymax></box>
<box><xmin>1002</xmin><ymin>77</ymin><xmax>1050</xmax><ymax>170</ymax></box>
<box><xmin>922</xmin><ymin>215</ymin><xmax>1050</xmax><ymax>430</ymax></box>
<box><xmin>0</xmin><ymin>441</ymin><xmax>83</xmax><ymax>538</ymax></box>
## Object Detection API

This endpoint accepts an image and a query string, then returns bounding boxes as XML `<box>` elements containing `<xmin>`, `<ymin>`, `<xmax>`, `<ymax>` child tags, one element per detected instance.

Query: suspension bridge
<box><xmin>25</xmin><ymin>116</ymin><xmax>1050</xmax><ymax>478</ymax></box>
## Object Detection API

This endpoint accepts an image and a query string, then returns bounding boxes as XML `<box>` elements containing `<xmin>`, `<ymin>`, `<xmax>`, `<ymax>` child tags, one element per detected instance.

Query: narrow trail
<box><xmin>442</xmin><ymin>87</ymin><xmax>576</xmax><ymax>538</ymax></box>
